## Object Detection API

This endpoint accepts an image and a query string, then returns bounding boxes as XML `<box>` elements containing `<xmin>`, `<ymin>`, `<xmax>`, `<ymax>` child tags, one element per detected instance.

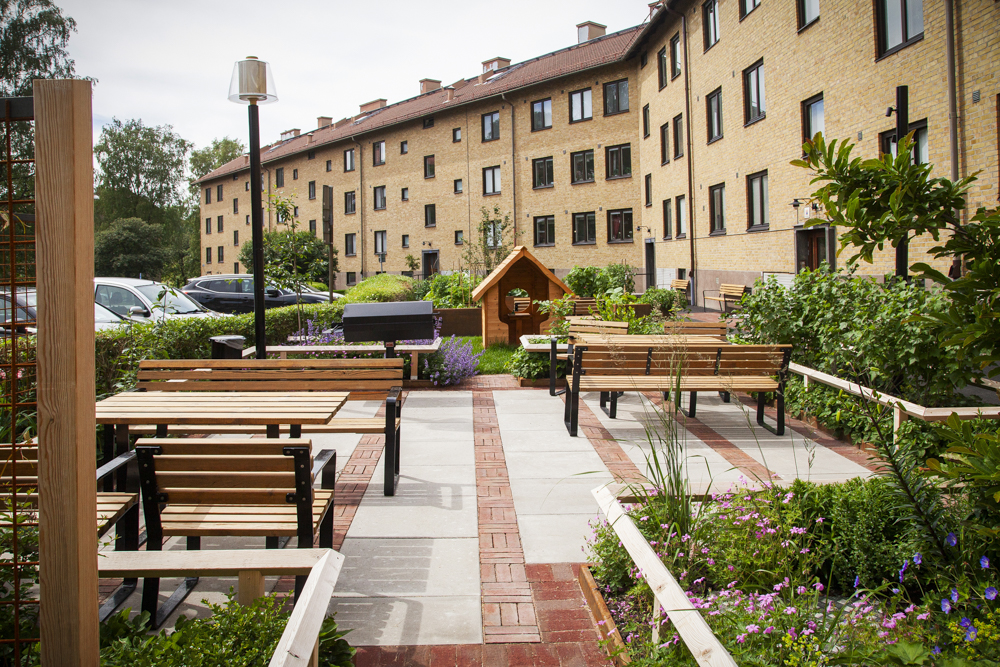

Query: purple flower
<box><xmin>965</xmin><ymin>626</ymin><xmax>977</xmax><ymax>642</ymax></box>
<box><xmin>946</xmin><ymin>532</ymin><xmax>958</xmax><ymax>547</ymax></box>
<box><xmin>981</xmin><ymin>556</ymin><xmax>990</xmax><ymax>569</ymax></box>
<box><xmin>932</xmin><ymin>646</ymin><xmax>941</xmax><ymax>655</ymax></box>
<box><xmin>913</xmin><ymin>552</ymin><xmax>922</xmax><ymax>565</ymax></box>
<box><xmin>985</xmin><ymin>587</ymin><xmax>997</xmax><ymax>601</ymax></box>
<box><xmin>941</xmin><ymin>599</ymin><xmax>952</xmax><ymax>614</ymax></box>
<box><xmin>960</xmin><ymin>617</ymin><xmax>972</xmax><ymax>628</ymax></box>
<box><xmin>854</xmin><ymin>576</ymin><xmax>860</xmax><ymax>588</ymax></box>
<box><xmin>763</xmin><ymin>626</ymin><xmax>774</xmax><ymax>635</ymax></box>
<box><xmin>952</xmin><ymin>588</ymin><xmax>959</xmax><ymax>603</ymax></box>
<box><xmin>787</xmin><ymin>627</ymin><xmax>798</xmax><ymax>638</ymax></box>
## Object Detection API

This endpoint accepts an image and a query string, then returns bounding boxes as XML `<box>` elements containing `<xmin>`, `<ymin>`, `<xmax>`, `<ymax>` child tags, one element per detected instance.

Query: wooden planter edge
<box><xmin>517</xmin><ymin>377</ymin><xmax>566</xmax><ymax>388</ymax></box>
<box><xmin>578</xmin><ymin>564</ymin><xmax>631</xmax><ymax>666</ymax></box>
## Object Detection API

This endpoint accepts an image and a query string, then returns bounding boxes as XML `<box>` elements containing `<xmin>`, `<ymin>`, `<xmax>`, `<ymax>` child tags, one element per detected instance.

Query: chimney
<box><xmin>445</xmin><ymin>86</ymin><xmax>455</xmax><ymax>102</ymax></box>
<box><xmin>648</xmin><ymin>1</ymin><xmax>663</xmax><ymax>18</ymax></box>
<box><xmin>481</xmin><ymin>57</ymin><xmax>511</xmax><ymax>74</ymax></box>
<box><xmin>576</xmin><ymin>21</ymin><xmax>607</xmax><ymax>43</ymax></box>
<box><xmin>280</xmin><ymin>128</ymin><xmax>301</xmax><ymax>141</ymax></box>
<box><xmin>359</xmin><ymin>98</ymin><xmax>387</xmax><ymax>114</ymax></box>
<box><xmin>317</xmin><ymin>116</ymin><xmax>332</xmax><ymax>129</ymax></box>
<box><xmin>333</xmin><ymin>117</ymin><xmax>351</xmax><ymax>129</ymax></box>
<box><xmin>307</xmin><ymin>134</ymin><xmax>315</xmax><ymax>144</ymax></box>
<box><xmin>420</xmin><ymin>78</ymin><xmax>442</xmax><ymax>94</ymax></box>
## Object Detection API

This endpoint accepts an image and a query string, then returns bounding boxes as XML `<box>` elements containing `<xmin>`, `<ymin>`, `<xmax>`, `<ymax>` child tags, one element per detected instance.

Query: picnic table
<box><xmin>244</xmin><ymin>339</ymin><xmax>442</xmax><ymax>380</ymax></box>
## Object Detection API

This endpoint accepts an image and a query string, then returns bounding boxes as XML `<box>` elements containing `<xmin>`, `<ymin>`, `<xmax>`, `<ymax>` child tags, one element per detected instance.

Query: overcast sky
<box><xmin>59</xmin><ymin>0</ymin><xmax>653</xmax><ymax>162</ymax></box>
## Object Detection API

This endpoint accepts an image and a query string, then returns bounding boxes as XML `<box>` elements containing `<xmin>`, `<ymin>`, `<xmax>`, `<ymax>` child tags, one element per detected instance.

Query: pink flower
<box><xmin>736</xmin><ymin>633</ymin><xmax>747</xmax><ymax>643</ymax></box>
<box><xmin>706</xmin><ymin>558</ymin><xmax>715</xmax><ymax>565</ymax></box>
<box><xmin>917</xmin><ymin>613</ymin><xmax>929</xmax><ymax>620</ymax></box>
<box><xmin>784</xmin><ymin>607</ymin><xmax>798</xmax><ymax>615</ymax></box>
<box><xmin>796</xmin><ymin>586</ymin><xmax>807</xmax><ymax>595</ymax></box>
<box><xmin>746</xmin><ymin>624</ymin><xmax>760</xmax><ymax>633</ymax></box>
<box><xmin>813</xmin><ymin>583</ymin><xmax>825</xmax><ymax>592</ymax></box>
<box><xmin>763</xmin><ymin>626</ymin><xmax>775</xmax><ymax>634</ymax></box>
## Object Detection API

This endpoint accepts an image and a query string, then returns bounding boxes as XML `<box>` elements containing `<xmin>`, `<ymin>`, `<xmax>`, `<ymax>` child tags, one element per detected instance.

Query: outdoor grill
<box><xmin>342</xmin><ymin>301</ymin><xmax>435</xmax><ymax>356</ymax></box>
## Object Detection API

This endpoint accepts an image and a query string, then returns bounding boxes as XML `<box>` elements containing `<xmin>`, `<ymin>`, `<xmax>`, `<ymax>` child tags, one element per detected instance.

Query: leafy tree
<box><xmin>793</xmin><ymin>133</ymin><xmax>975</xmax><ymax>277</ymax></box>
<box><xmin>237</xmin><ymin>228</ymin><xmax>334</xmax><ymax>286</ymax></box>
<box><xmin>94</xmin><ymin>218</ymin><xmax>168</xmax><ymax>279</ymax></box>
<box><xmin>188</xmin><ymin>137</ymin><xmax>245</xmax><ymax>197</ymax></box>
<box><xmin>462</xmin><ymin>205</ymin><xmax>518</xmax><ymax>278</ymax></box>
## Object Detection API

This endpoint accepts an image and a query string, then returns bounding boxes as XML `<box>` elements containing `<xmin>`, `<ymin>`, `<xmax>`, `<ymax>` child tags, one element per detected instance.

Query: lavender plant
<box><xmin>422</xmin><ymin>335</ymin><xmax>483</xmax><ymax>386</ymax></box>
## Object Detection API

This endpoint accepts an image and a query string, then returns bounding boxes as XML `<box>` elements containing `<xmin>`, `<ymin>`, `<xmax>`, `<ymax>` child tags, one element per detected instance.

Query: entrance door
<box><xmin>795</xmin><ymin>225</ymin><xmax>836</xmax><ymax>273</ymax></box>
<box><xmin>421</xmin><ymin>251</ymin><xmax>439</xmax><ymax>280</ymax></box>
<box><xmin>644</xmin><ymin>239</ymin><xmax>656</xmax><ymax>291</ymax></box>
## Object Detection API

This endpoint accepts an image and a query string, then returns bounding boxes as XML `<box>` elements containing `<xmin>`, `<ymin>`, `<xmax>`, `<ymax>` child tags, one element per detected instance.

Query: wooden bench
<box><xmin>98</xmin><ymin>548</ymin><xmax>343</xmax><ymax>667</ymax></box>
<box><xmin>548</xmin><ymin>319</ymin><xmax>630</xmax><ymax>396</ymax></box>
<box><xmin>562</xmin><ymin>343</ymin><xmax>792</xmax><ymax>437</ymax></box>
<box><xmin>570</xmin><ymin>297</ymin><xmax>599</xmax><ymax>316</ymax></box>
<box><xmin>663</xmin><ymin>320</ymin><xmax>728</xmax><ymax>339</ymax></box>
<box><xmin>670</xmin><ymin>278</ymin><xmax>690</xmax><ymax>293</ymax></box>
<box><xmin>128</xmin><ymin>437</ymin><xmax>336</xmax><ymax>628</ymax></box>
<box><xmin>703</xmin><ymin>283</ymin><xmax>748</xmax><ymax>312</ymax></box>
<box><xmin>135</xmin><ymin>358</ymin><xmax>404</xmax><ymax>496</ymax></box>
<box><xmin>512</xmin><ymin>297</ymin><xmax>532</xmax><ymax>313</ymax></box>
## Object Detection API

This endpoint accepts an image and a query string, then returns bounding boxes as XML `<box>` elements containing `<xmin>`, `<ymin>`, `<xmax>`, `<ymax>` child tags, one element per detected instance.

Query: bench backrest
<box><xmin>567</xmin><ymin>318</ymin><xmax>630</xmax><ymax>338</ymax></box>
<box><xmin>670</xmin><ymin>279</ymin><xmax>690</xmax><ymax>291</ymax></box>
<box><xmin>720</xmin><ymin>284</ymin><xmax>748</xmax><ymax>297</ymax></box>
<box><xmin>663</xmin><ymin>321</ymin><xmax>728</xmax><ymax>338</ymax></box>
<box><xmin>0</xmin><ymin>444</ymin><xmax>38</xmax><ymax>493</ymax></box>
<box><xmin>575</xmin><ymin>343</ymin><xmax>790</xmax><ymax>378</ymax></box>
<box><xmin>137</xmin><ymin>358</ymin><xmax>404</xmax><ymax>400</ymax></box>
<box><xmin>570</xmin><ymin>298</ymin><xmax>599</xmax><ymax>316</ymax></box>
<box><xmin>512</xmin><ymin>297</ymin><xmax>532</xmax><ymax>313</ymax></box>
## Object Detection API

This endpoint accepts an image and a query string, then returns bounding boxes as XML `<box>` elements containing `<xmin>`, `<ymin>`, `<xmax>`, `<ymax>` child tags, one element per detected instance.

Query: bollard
<box><xmin>210</xmin><ymin>335</ymin><xmax>246</xmax><ymax>360</ymax></box>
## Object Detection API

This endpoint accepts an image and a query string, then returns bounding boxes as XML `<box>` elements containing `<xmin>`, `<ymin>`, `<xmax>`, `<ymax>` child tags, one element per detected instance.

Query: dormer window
<box><xmin>481</xmin><ymin>57</ymin><xmax>511</xmax><ymax>73</ymax></box>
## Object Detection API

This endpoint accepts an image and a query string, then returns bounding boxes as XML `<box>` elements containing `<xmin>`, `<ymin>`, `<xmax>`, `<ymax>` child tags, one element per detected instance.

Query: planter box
<box><xmin>433</xmin><ymin>307</ymin><xmax>481</xmax><ymax>337</ymax></box>
<box><xmin>517</xmin><ymin>377</ymin><xmax>565</xmax><ymax>388</ymax></box>
<box><xmin>579</xmin><ymin>564</ymin><xmax>630</xmax><ymax>665</ymax></box>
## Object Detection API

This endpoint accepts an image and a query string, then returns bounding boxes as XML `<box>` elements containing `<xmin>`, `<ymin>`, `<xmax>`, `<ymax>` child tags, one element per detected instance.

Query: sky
<box><xmin>59</xmin><ymin>0</ymin><xmax>654</xmax><ymax>161</ymax></box>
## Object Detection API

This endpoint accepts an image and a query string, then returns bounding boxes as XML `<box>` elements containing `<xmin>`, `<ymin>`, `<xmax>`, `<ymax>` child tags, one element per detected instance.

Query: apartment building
<box><xmin>198</xmin><ymin>0</ymin><xmax>999</xmax><ymax>304</ymax></box>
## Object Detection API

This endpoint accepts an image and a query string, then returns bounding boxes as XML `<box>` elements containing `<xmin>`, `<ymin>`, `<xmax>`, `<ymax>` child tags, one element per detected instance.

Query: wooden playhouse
<box><xmin>471</xmin><ymin>246</ymin><xmax>573</xmax><ymax>345</ymax></box>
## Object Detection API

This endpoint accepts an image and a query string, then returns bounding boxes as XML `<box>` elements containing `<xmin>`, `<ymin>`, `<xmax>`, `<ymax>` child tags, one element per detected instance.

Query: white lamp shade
<box><xmin>228</xmin><ymin>57</ymin><xmax>277</xmax><ymax>104</ymax></box>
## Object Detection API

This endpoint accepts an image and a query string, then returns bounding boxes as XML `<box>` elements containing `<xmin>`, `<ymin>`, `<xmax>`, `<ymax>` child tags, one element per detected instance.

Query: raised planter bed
<box><xmin>517</xmin><ymin>377</ymin><xmax>565</xmax><ymax>388</ymax></box>
<box><xmin>579</xmin><ymin>564</ymin><xmax>630</xmax><ymax>665</ymax></box>
<box><xmin>519</xmin><ymin>334</ymin><xmax>567</xmax><ymax>354</ymax></box>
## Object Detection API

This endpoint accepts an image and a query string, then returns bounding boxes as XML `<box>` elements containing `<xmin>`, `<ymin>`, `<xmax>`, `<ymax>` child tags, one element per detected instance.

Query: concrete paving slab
<box><xmin>397</xmin><ymin>438</ymin><xmax>475</xmax><ymax>466</ymax></box>
<box><xmin>496</xmin><ymin>413</ymin><xmax>570</xmax><ymax>432</ymax></box>
<box><xmin>333</xmin><ymin>537</ymin><xmax>479</xmax><ymax>597</ymax></box>
<box><xmin>518</xmin><ymin>513</ymin><xmax>597</xmax><ymax>563</ymax></box>
<box><xmin>509</xmin><ymin>477</ymin><xmax>614</xmax><ymax>515</ymax></box>
<box><xmin>397</xmin><ymin>421</ymin><xmax>476</xmax><ymax>441</ymax></box>
<box><xmin>403</xmin><ymin>392</ymin><xmax>472</xmax><ymax>408</ymax></box>
<box><xmin>504</xmin><ymin>450</ymin><xmax>607</xmax><ymax>479</ymax></box>
<box><xmin>404</xmin><ymin>407</ymin><xmax>474</xmax><ymax>423</ymax></box>
<box><xmin>329</xmin><ymin>595</ymin><xmax>482</xmax><ymax>646</ymax></box>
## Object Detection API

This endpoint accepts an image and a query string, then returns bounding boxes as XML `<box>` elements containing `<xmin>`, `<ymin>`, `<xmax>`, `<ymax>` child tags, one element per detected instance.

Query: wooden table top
<box><xmin>95</xmin><ymin>391</ymin><xmax>348</xmax><ymax>425</ymax></box>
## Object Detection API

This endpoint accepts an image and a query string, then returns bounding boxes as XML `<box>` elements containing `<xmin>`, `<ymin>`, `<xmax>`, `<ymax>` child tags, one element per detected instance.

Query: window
<box><xmin>206</xmin><ymin>247</ymin><xmax>212</xmax><ymax>263</ymax></box>
<box><xmin>676</xmin><ymin>196</ymin><xmax>687</xmax><ymax>236</ymax></box>
<box><xmin>326</xmin><ymin>159</ymin><xmax>332</xmax><ymax>172</ymax></box>
<box><xmin>572</xmin><ymin>212</ymin><xmax>596</xmax><ymax>245</ymax></box>
<box><xmin>308</xmin><ymin>180</ymin><xmax>316</xmax><ymax>199</ymax></box>
<box><xmin>743</xmin><ymin>60</ymin><xmax>766</xmax><ymax>124</ymax></box>
<box><xmin>802</xmin><ymin>93</ymin><xmax>825</xmax><ymax>142</ymax></box>
<box><xmin>531</xmin><ymin>99</ymin><xmax>552</xmax><ymax>131</ymax></box>
<box><xmin>345</xmin><ymin>191</ymin><xmax>356</xmax><ymax>214</ymax></box>
<box><xmin>641</xmin><ymin>52</ymin><xmax>648</xmax><ymax>67</ymax></box>
<box><xmin>485</xmin><ymin>222</ymin><xmax>500</xmax><ymax>249</ymax></box>
<box><xmin>344</xmin><ymin>149</ymin><xmax>355</xmax><ymax>172</ymax></box>
<box><xmin>603</xmin><ymin>79</ymin><xmax>629</xmax><ymax>115</ymax></box>
<box><xmin>423</xmin><ymin>117</ymin><xmax>434</xmax><ymax>129</ymax></box>
<box><xmin>569</xmin><ymin>88</ymin><xmax>592</xmax><ymax>122</ymax></box>
<box><xmin>217</xmin><ymin>245</ymin><xmax>224</xmax><ymax>263</ymax></box>
<box><xmin>741</xmin><ymin>0</ymin><xmax>760</xmax><ymax>18</ymax></box>
<box><xmin>605</xmin><ymin>144</ymin><xmax>632</xmax><ymax>179</ymax></box>
<box><xmin>217</xmin><ymin>216</ymin><xmax>223</xmax><ymax>233</ymax></box>
<box><xmin>673</xmin><ymin>115</ymin><xmax>684</xmax><ymax>158</ymax></box>
<box><xmin>309</xmin><ymin>219</ymin><xmax>316</xmax><ymax>234</ymax></box>
<box><xmin>644</xmin><ymin>174</ymin><xmax>653</xmax><ymax>207</ymax></box>
<box><xmin>571</xmin><ymin>150</ymin><xmax>595</xmax><ymax>184</ymax></box>
<box><xmin>245</xmin><ymin>181</ymin><xmax>249</xmax><ymax>191</ymax></box>
<box><xmin>399</xmin><ymin>234</ymin><xmax>409</xmax><ymax>249</ymax></box>
<box><xmin>798</xmin><ymin>0</ymin><xmax>820</xmax><ymax>28</ymax></box>
<box><xmin>234</xmin><ymin>230</ymin><xmax>239</xmax><ymax>246</ymax></box>
<box><xmin>607</xmin><ymin>209</ymin><xmax>634</xmax><ymax>243</ymax></box>
<box><xmin>747</xmin><ymin>171</ymin><xmax>769</xmax><ymax>229</ymax></box>
<box><xmin>533</xmin><ymin>157</ymin><xmax>554</xmax><ymax>188</ymax></box>
<box><xmin>205</xmin><ymin>188</ymin><xmax>211</xmax><ymax>204</ymax></box>
<box><xmin>483</xmin><ymin>166</ymin><xmax>501</xmax><ymax>195</ymax></box>
<box><xmin>345</xmin><ymin>234</ymin><xmax>356</xmax><ymax>256</ymax></box>
<box><xmin>373</xmin><ymin>141</ymin><xmax>386</xmax><ymax>166</ymax></box>
<box><xmin>217</xmin><ymin>184</ymin><xmax>223</xmax><ymax>201</ymax></box>
<box><xmin>709</xmin><ymin>183</ymin><xmax>726</xmax><ymax>234</ymax></box>
<box><xmin>374</xmin><ymin>230</ymin><xmax>386</xmax><ymax>255</ymax></box>
<box><xmin>455</xmin><ymin>230</ymin><xmax>464</xmax><ymax>245</ymax></box>
<box><xmin>205</xmin><ymin>217</ymin><xmax>211</xmax><ymax>234</ymax></box>
<box><xmin>482</xmin><ymin>111</ymin><xmax>500</xmax><ymax>141</ymax></box>
<box><xmin>346</xmin><ymin>272</ymin><xmax>357</xmax><ymax>286</ymax></box>
<box><xmin>374</xmin><ymin>186</ymin><xmax>386</xmax><ymax>210</ymax></box>
<box><xmin>879</xmin><ymin>118</ymin><xmax>929</xmax><ymax>164</ymax></box>
<box><xmin>707</xmin><ymin>87</ymin><xmax>724</xmax><ymax>141</ymax></box>
<box><xmin>400</xmin><ymin>141</ymin><xmax>408</xmax><ymax>154</ymax></box>
<box><xmin>662</xmin><ymin>199</ymin><xmax>672</xmax><ymax>238</ymax></box>
<box><xmin>233</xmin><ymin>198</ymin><xmax>238</xmax><ymax>214</ymax></box>
<box><xmin>453</xmin><ymin>127</ymin><xmax>461</xmax><ymax>142</ymax></box>
<box><xmin>454</xmin><ymin>179</ymin><xmax>463</xmax><ymax>194</ymax></box>
<box><xmin>657</xmin><ymin>47</ymin><xmax>668</xmax><ymax>89</ymax></box>
<box><xmin>234</xmin><ymin>262</ymin><xmax>239</xmax><ymax>274</ymax></box>
<box><xmin>307</xmin><ymin>150</ymin><xmax>315</xmax><ymax>160</ymax></box>
<box><xmin>660</xmin><ymin>123</ymin><xmax>670</xmax><ymax>164</ymax></box>
<box><xmin>246</xmin><ymin>215</ymin><xmax>249</xmax><ymax>225</ymax></box>
<box><xmin>275</xmin><ymin>168</ymin><xmax>284</xmax><ymax>187</ymax></box>
<box><xmin>642</xmin><ymin>104</ymin><xmax>650</xmax><ymax>137</ymax></box>
<box><xmin>293</xmin><ymin>206</ymin><xmax>298</xmax><ymax>217</ymax></box>
<box><xmin>877</xmin><ymin>0</ymin><xmax>923</xmax><ymax>57</ymax></box>
<box><xmin>423</xmin><ymin>155</ymin><xmax>435</xmax><ymax>179</ymax></box>
<box><xmin>670</xmin><ymin>34</ymin><xmax>682</xmax><ymax>79</ymax></box>
<box><xmin>401</xmin><ymin>187</ymin><xmax>409</xmax><ymax>201</ymax></box>
<box><xmin>534</xmin><ymin>215</ymin><xmax>555</xmax><ymax>246</ymax></box>
<box><xmin>292</xmin><ymin>169</ymin><xmax>298</xmax><ymax>180</ymax></box>
<box><xmin>424</xmin><ymin>204</ymin><xmax>436</xmax><ymax>227</ymax></box>
<box><xmin>703</xmin><ymin>0</ymin><xmax>720</xmax><ymax>49</ymax></box>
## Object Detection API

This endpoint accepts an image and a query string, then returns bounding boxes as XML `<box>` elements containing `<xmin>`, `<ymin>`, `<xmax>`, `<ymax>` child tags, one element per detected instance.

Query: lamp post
<box><xmin>229</xmin><ymin>56</ymin><xmax>277</xmax><ymax>360</ymax></box>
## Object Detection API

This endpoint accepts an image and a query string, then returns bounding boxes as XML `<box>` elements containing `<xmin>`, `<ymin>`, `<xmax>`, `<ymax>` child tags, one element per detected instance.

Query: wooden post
<box><xmin>34</xmin><ymin>79</ymin><xmax>99</xmax><ymax>667</ymax></box>
<box><xmin>893</xmin><ymin>405</ymin><xmax>908</xmax><ymax>443</ymax></box>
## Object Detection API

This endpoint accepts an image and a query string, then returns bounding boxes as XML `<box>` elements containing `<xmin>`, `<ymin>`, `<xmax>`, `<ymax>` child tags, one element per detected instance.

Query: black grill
<box><xmin>342</xmin><ymin>301</ymin><xmax>435</xmax><ymax>355</ymax></box>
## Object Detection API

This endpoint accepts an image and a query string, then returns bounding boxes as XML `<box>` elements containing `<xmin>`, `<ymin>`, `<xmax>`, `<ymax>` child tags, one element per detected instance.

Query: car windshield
<box><xmin>95</xmin><ymin>303</ymin><xmax>122</xmax><ymax>323</ymax></box>
<box><xmin>135</xmin><ymin>284</ymin><xmax>205</xmax><ymax>313</ymax></box>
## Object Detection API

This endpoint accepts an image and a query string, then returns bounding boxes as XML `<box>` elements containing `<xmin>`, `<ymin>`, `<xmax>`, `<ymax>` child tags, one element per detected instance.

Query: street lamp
<box><xmin>229</xmin><ymin>57</ymin><xmax>277</xmax><ymax>360</ymax></box>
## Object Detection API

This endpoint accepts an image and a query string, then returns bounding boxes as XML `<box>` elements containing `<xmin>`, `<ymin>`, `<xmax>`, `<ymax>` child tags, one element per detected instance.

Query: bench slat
<box><xmin>140</xmin><ymin>359</ymin><xmax>404</xmax><ymax>369</ymax></box>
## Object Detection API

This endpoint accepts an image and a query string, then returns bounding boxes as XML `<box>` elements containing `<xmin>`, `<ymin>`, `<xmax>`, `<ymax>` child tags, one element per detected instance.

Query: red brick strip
<box><xmin>473</xmin><ymin>389</ymin><xmax>541</xmax><ymax>643</ymax></box>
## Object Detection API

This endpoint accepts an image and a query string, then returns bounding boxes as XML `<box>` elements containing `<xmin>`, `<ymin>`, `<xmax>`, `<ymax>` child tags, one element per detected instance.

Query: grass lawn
<box><xmin>456</xmin><ymin>336</ymin><xmax>518</xmax><ymax>375</ymax></box>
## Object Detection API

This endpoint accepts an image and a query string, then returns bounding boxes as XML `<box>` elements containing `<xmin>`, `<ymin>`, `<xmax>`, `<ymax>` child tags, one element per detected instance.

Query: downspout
<box><xmin>502</xmin><ymin>92</ymin><xmax>517</xmax><ymax>240</ymax></box>
<box><xmin>351</xmin><ymin>136</ymin><xmax>365</xmax><ymax>278</ymax></box>
<box><xmin>945</xmin><ymin>0</ymin><xmax>959</xmax><ymax>183</ymax></box>
<box><xmin>666</xmin><ymin>3</ymin><xmax>698</xmax><ymax>305</ymax></box>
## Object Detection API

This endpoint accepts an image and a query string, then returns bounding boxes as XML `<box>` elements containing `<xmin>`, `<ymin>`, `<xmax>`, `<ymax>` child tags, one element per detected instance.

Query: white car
<box><xmin>94</xmin><ymin>277</ymin><xmax>219</xmax><ymax>321</ymax></box>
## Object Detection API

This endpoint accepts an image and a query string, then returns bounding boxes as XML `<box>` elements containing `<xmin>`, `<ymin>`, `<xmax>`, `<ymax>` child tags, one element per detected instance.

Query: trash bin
<box><xmin>209</xmin><ymin>335</ymin><xmax>245</xmax><ymax>360</ymax></box>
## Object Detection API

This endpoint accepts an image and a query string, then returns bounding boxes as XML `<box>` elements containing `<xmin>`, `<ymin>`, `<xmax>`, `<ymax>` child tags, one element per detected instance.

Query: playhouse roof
<box><xmin>470</xmin><ymin>246</ymin><xmax>573</xmax><ymax>302</ymax></box>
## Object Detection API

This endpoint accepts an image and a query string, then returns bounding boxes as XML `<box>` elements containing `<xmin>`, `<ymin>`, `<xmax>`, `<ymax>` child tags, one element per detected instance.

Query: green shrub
<box><xmin>600</xmin><ymin>263</ymin><xmax>635</xmax><ymax>294</ymax></box>
<box><xmin>564</xmin><ymin>266</ymin><xmax>602</xmax><ymax>297</ymax></box>
<box><xmin>343</xmin><ymin>273</ymin><xmax>414</xmax><ymax>303</ymax></box>
<box><xmin>505</xmin><ymin>347</ymin><xmax>566</xmax><ymax>380</ymax></box>
<box><xmin>638</xmin><ymin>287</ymin><xmax>684</xmax><ymax>314</ymax></box>
<box><xmin>423</xmin><ymin>272</ymin><xmax>480</xmax><ymax>308</ymax></box>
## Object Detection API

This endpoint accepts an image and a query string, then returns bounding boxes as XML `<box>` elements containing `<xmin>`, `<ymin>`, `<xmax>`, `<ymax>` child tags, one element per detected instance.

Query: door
<box><xmin>644</xmin><ymin>239</ymin><xmax>656</xmax><ymax>291</ymax></box>
<box><xmin>795</xmin><ymin>226</ymin><xmax>835</xmax><ymax>273</ymax></box>
<box><xmin>422</xmin><ymin>251</ymin><xmax>439</xmax><ymax>280</ymax></box>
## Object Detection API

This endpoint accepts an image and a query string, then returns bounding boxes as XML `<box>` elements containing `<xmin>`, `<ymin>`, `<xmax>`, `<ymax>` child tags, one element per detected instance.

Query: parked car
<box><xmin>1</xmin><ymin>288</ymin><xmax>135</xmax><ymax>336</ymax></box>
<box><xmin>180</xmin><ymin>275</ymin><xmax>333</xmax><ymax>314</ymax></box>
<box><xmin>94</xmin><ymin>278</ymin><xmax>217</xmax><ymax>320</ymax></box>
<box><xmin>95</xmin><ymin>302</ymin><xmax>132</xmax><ymax>331</ymax></box>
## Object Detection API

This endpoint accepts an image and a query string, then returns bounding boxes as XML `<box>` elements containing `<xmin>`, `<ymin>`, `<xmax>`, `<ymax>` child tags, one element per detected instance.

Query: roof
<box><xmin>470</xmin><ymin>246</ymin><xmax>573</xmax><ymax>302</ymax></box>
<box><xmin>198</xmin><ymin>25</ymin><xmax>644</xmax><ymax>184</ymax></box>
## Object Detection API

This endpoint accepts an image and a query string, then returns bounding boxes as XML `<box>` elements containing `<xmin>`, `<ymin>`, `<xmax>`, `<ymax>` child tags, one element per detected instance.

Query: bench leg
<box><xmin>599</xmin><ymin>391</ymin><xmax>608</xmax><ymax>410</ymax></box>
<box><xmin>237</xmin><ymin>570</ymin><xmax>265</xmax><ymax>606</ymax></box>
<box><xmin>290</xmin><ymin>424</ymin><xmax>302</xmax><ymax>439</ymax></box>
<box><xmin>265</xmin><ymin>536</ymin><xmax>291</xmax><ymax>549</ymax></box>
<box><xmin>720</xmin><ymin>391</ymin><xmax>731</xmax><ymax>403</ymax></box>
<box><xmin>755</xmin><ymin>391</ymin><xmax>785</xmax><ymax>436</ymax></box>
<box><xmin>98</xmin><ymin>504</ymin><xmax>140</xmax><ymax>622</ymax></box>
<box><xmin>564</xmin><ymin>388</ymin><xmax>579</xmax><ymax>437</ymax></box>
<box><xmin>143</xmin><ymin>536</ymin><xmax>201</xmax><ymax>629</ymax></box>
<box><xmin>101</xmin><ymin>425</ymin><xmax>115</xmax><ymax>493</ymax></box>
<box><xmin>267</xmin><ymin>424</ymin><xmax>280</xmax><ymax>439</ymax></box>
<box><xmin>384</xmin><ymin>421</ymin><xmax>399</xmax><ymax>497</ymax></box>
<box><xmin>680</xmin><ymin>391</ymin><xmax>697</xmax><ymax>419</ymax></box>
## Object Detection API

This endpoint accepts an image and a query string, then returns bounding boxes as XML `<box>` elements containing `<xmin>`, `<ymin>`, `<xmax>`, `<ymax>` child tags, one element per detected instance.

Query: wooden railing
<box><xmin>269</xmin><ymin>550</ymin><xmax>344</xmax><ymax>667</ymax></box>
